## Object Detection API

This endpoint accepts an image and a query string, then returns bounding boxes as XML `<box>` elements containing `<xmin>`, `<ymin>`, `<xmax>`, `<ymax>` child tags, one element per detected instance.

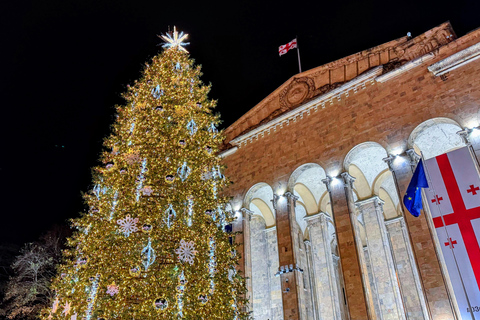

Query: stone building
<box><xmin>220</xmin><ymin>22</ymin><xmax>480</xmax><ymax>319</ymax></box>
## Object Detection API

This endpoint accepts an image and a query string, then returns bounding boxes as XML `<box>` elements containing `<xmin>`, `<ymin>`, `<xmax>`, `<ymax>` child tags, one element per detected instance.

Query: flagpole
<box><xmin>420</xmin><ymin>151</ymin><xmax>475</xmax><ymax>320</ymax></box>
<box><xmin>296</xmin><ymin>35</ymin><xmax>302</xmax><ymax>73</ymax></box>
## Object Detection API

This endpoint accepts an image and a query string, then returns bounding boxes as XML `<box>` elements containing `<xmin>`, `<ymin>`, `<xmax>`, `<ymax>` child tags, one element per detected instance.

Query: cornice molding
<box><xmin>229</xmin><ymin>66</ymin><xmax>383</xmax><ymax>147</ymax></box>
<box><xmin>375</xmin><ymin>52</ymin><xmax>435</xmax><ymax>83</ymax></box>
<box><xmin>218</xmin><ymin>146</ymin><xmax>238</xmax><ymax>158</ymax></box>
<box><xmin>428</xmin><ymin>42</ymin><xmax>480</xmax><ymax>76</ymax></box>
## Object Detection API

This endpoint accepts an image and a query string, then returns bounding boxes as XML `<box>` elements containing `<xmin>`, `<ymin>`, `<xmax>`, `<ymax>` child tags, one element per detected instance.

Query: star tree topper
<box><xmin>159</xmin><ymin>26</ymin><xmax>189</xmax><ymax>52</ymax></box>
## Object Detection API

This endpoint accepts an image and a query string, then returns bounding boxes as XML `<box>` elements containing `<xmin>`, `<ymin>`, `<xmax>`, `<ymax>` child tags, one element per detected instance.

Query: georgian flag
<box><xmin>425</xmin><ymin>146</ymin><xmax>480</xmax><ymax>318</ymax></box>
<box><xmin>279</xmin><ymin>39</ymin><xmax>297</xmax><ymax>56</ymax></box>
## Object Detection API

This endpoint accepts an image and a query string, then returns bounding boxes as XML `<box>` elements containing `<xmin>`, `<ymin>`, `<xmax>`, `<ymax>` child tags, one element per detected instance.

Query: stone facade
<box><xmin>223</xmin><ymin>22</ymin><xmax>480</xmax><ymax>319</ymax></box>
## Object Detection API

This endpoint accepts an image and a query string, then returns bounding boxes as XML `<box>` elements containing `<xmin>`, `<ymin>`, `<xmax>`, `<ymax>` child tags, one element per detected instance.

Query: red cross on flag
<box><xmin>279</xmin><ymin>38</ymin><xmax>297</xmax><ymax>56</ymax></box>
<box><xmin>425</xmin><ymin>146</ymin><xmax>480</xmax><ymax>317</ymax></box>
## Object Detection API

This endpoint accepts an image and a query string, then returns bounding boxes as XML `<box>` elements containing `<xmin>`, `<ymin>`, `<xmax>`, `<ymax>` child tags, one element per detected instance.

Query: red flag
<box><xmin>279</xmin><ymin>38</ymin><xmax>297</xmax><ymax>56</ymax></box>
<box><xmin>425</xmin><ymin>146</ymin><xmax>480</xmax><ymax>317</ymax></box>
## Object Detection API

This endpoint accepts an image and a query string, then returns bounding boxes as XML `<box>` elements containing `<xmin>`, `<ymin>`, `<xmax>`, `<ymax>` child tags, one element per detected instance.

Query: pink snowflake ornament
<box><xmin>175</xmin><ymin>239</ymin><xmax>197</xmax><ymax>265</ymax></box>
<box><xmin>117</xmin><ymin>215</ymin><xmax>139</xmax><ymax>237</ymax></box>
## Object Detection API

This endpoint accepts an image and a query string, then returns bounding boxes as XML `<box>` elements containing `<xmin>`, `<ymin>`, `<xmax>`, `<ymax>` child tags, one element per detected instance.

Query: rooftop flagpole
<box><xmin>296</xmin><ymin>35</ymin><xmax>302</xmax><ymax>73</ymax></box>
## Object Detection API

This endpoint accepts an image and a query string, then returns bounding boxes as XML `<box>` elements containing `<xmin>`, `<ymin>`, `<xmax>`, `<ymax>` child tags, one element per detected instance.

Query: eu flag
<box><xmin>403</xmin><ymin>159</ymin><xmax>429</xmax><ymax>217</ymax></box>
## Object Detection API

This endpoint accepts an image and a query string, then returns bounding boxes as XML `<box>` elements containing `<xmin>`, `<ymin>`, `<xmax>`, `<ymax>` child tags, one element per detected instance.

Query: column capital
<box><xmin>322</xmin><ymin>176</ymin><xmax>334</xmax><ymax>192</ymax></box>
<box><xmin>240</xmin><ymin>208</ymin><xmax>253</xmax><ymax>221</ymax></box>
<box><xmin>457</xmin><ymin>128</ymin><xmax>473</xmax><ymax>146</ymax></box>
<box><xmin>406</xmin><ymin>148</ymin><xmax>421</xmax><ymax>166</ymax></box>
<box><xmin>304</xmin><ymin>211</ymin><xmax>330</xmax><ymax>226</ymax></box>
<box><xmin>341</xmin><ymin>172</ymin><xmax>356</xmax><ymax>190</ymax></box>
<box><xmin>382</xmin><ymin>154</ymin><xmax>396</xmax><ymax>171</ymax></box>
<box><xmin>272</xmin><ymin>194</ymin><xmax>280</xmax><ymax>210</ymax></box>
<box><xmin>284</xmin><ymin>191</ymin><xmax>299</xmax><ymax>204</ymax></box>
<box><xmin>384</xmin><ymin>215</ymin><xmax>404</xmax><ymax>226</ymax></box>
<box><xmin>355</xmin><ymin>195</ymin><xmax>385</xmax><ymax>210</ymax></box>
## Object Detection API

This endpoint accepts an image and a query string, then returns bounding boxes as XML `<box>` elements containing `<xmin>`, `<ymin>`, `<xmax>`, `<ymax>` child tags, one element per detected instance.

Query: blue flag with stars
<box><xmin>403</xmin><ymin>159</ymin><xmax>429</xmax><ymax>217</ymax></box>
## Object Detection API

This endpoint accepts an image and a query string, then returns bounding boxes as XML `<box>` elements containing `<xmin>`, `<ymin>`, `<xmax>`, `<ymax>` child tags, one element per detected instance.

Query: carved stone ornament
<box><xmin>280</xmin><ymin>77</ymin><xmax>316</xmax><ymax>109</ymax></box>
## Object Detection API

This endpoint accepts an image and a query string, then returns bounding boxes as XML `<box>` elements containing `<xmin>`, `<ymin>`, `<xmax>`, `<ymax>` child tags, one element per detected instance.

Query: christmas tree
<box><xmin>41</xmin><ymin>27</ymin><xmax>248</xmax><ymax>320</ymax></box>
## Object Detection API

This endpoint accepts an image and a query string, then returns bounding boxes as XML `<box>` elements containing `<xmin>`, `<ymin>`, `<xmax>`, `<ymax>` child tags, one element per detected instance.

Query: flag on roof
<box><xmin>279</xmin><ymin>39</ymin><xmax>297</xmax><ymax>56</ymax></box>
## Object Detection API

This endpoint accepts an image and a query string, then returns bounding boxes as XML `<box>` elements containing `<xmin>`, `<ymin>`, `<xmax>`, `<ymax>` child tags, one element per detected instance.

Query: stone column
<box><xmin>304</xmin><ymin>240</ymin><xmax>319</xmax><ymax>320</ymax></box>
<box><xmin>339</xmin><ymin>173</ymin><xmax>374</xmax><ymax>319</ymax></box>
<box><xmin>239</xmin><ymin>208</ymin><xmax>253</xmax><ymax>313</ymax></box>
<box><xmin>387</xmin><ymin>151</ymin><xmax>454</xmax><ymax>319</ymax></box>
<box><xmin>324</xmin><ymin>175</ymin><xmax>369</xmax><ymax>319</ymax></box>
<box><xmin>385</xmin><ymin>216</ymin><xmax>428</xmax><ymax>320</ymax></box>
<box><xmin>355</xmin><ymin>196</ymin><xmax>406</xmax><ymax>320</ymax></box>
<box><xmin>273</xmin><ymin>193</ymin><xmax>301</xmax><ymax>320</ymax></box>
<box><xmin>265</xmin><ymin>226</ymin><xmax>284</xmax><ymax>320</ymax></box>
<box><xmin>304</xmin><ymin>212</ymin><xmax>342</xmax><ymax>320</ymax></box>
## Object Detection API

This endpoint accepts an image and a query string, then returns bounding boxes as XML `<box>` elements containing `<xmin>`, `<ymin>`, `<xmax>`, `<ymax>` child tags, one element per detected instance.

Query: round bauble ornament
<box><xmin>142</xmin><ymin>223</ymin><xmax>153</xmax><ymax>233</ymax></box>
<box><xmin>154</xmin><ymin>298</ymin><xmax>168</xmax><ymax>310</ymax></box>
<box><xmin>165</xmin><ymin>174</ymin><xmax>175</xmax><ymax>184</ymax></box>
<box><xmin>198</xmin><ymin>294</ymin><xmax>208</xmax><ymax>304</ymax></box>
<box><xmin>155</xmin><ymin>105</ymin><xmax>163</xmax><ymax>112</ymax></box>
<box><xmin>205</xmin><ymin>146</ymin><xmax>213</xmax><ymax>154</ymax></box>
<box><xmin>178</xmin><ymin>139</ymin><xmax>186</xmax><ymax>148</ymax></box>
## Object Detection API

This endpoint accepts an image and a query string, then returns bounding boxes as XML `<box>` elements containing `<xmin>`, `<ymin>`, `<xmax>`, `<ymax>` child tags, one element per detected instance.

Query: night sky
<box><xmin>1</xmin><ymin>0</ymin><xmax>479</xmax><ymax>246</ymax></box>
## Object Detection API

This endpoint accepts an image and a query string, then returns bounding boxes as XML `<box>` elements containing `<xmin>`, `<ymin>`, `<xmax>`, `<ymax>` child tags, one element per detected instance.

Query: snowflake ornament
<box><xmin>117</xmin><ymin>215</ymin><xmax>139</xmax><ymax>237</ymax></box>
<box><xmin>175</xmin><ymin>239</ymin><xmax>197</xmax><ymax>265</ymax></box>
<box><xmin>106</xmin><ymin>283</ymin><xmax>119</xmax><ymax>296</ymax></box>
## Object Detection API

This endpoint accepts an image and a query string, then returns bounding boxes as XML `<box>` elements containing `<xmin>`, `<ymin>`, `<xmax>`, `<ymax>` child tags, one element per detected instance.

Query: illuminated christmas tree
<box><xmin>41</xmin><ymin>27</ymin><xmax>248</xmax><ymax>320</ymax></box>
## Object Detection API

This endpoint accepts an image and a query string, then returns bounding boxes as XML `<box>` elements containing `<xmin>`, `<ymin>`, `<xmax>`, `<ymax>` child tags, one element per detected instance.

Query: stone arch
<box><xmin>243</xmin><ymin>182</ymin><xmax>283</xmax><ymax>319</ymax></box>
<box><xmin>244</xmin><ymin>182</ymin><xmax>276</xmax><ymax>227</ymax></box>
<box><xmin>408</xmin><ymin>117</ymin><xmax>468</xmax><ymax>318</ymax></box>
<box><xmin>372</xmin><ymin>169</ymin><xmax>401</xmax><ymax>219</ymax></box>
<box><xmin>408</xmin><ymin>117</ymin><xmax>465</xmax><ymax>159</ymax></box>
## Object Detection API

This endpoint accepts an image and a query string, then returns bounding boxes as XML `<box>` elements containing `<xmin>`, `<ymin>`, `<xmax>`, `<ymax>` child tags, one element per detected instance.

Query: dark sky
<box><xmin>1</xmin><ymin>0</ymin><xmax>479</xmax><ymax>246</ymax></box>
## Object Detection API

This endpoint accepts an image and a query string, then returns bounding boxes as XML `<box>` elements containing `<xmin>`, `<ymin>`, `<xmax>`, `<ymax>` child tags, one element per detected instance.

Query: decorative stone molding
<box><xmin>280</xmin><ymin>77</ymin><xmax>316</xmax><ymax>109</ymax></box>
<box><xmin>384</xmin><ymin>215</ymin><xmax>404</xmax><ymax>226</ymax></box>
<box><xmin>376</xmin><ymin>52</ymin><xmax>435</xmax><ymax>83</ymax></box>
<box><xmin>230</xmin><ymin>66</ymin><xmax>383</xmax><ymax>147</ymax></box>
<box><xmin>218</xmin><ymin>146</ymin><xmax>238</xmax><ymax>158</ymax></box>
<box><xmin>406</xmin><ymin>148</ymin><xmax>421</xmax><ymax>166</ymax></box>
<box><xmin>322</xmin><ymin>176</ymin><xmax>334</xmax><ymax>192</ymax></box>
<box><xmin>355</xmin><ymin>196</ymin><xmax>385</xmax><ymax>210</ymax></box>
<box><xmin>428</xmin><ymin>42</ymin><xmax>480</xmax><ymax>76</ymax></box>
<box><xmin>271</xmin><ymin>194</ymin><xmax>280</xmax><ymax>211</ymax></box>
<box><xmin>382</xmin><ymin>154</ymin><xmax>396</xmax><ymax>170</ymax></box>
<box><xmin>284</xmin><ymin>192</ymin><xmax>299</xmax><ymax>206</ymax></box>
<box><xmin>240</xmin><ymin>208</ymin><xmax>254</xmax><ymax>221</ymax></box>
<box><xmin>341</xmin><ymin>172</ymin><xmax>355</xmax><ymax>190</ymax></box>
<box><xmin>304</xmin><ymin>211</ymin><xmax>332</xmax><ymax>227</ymax></box>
